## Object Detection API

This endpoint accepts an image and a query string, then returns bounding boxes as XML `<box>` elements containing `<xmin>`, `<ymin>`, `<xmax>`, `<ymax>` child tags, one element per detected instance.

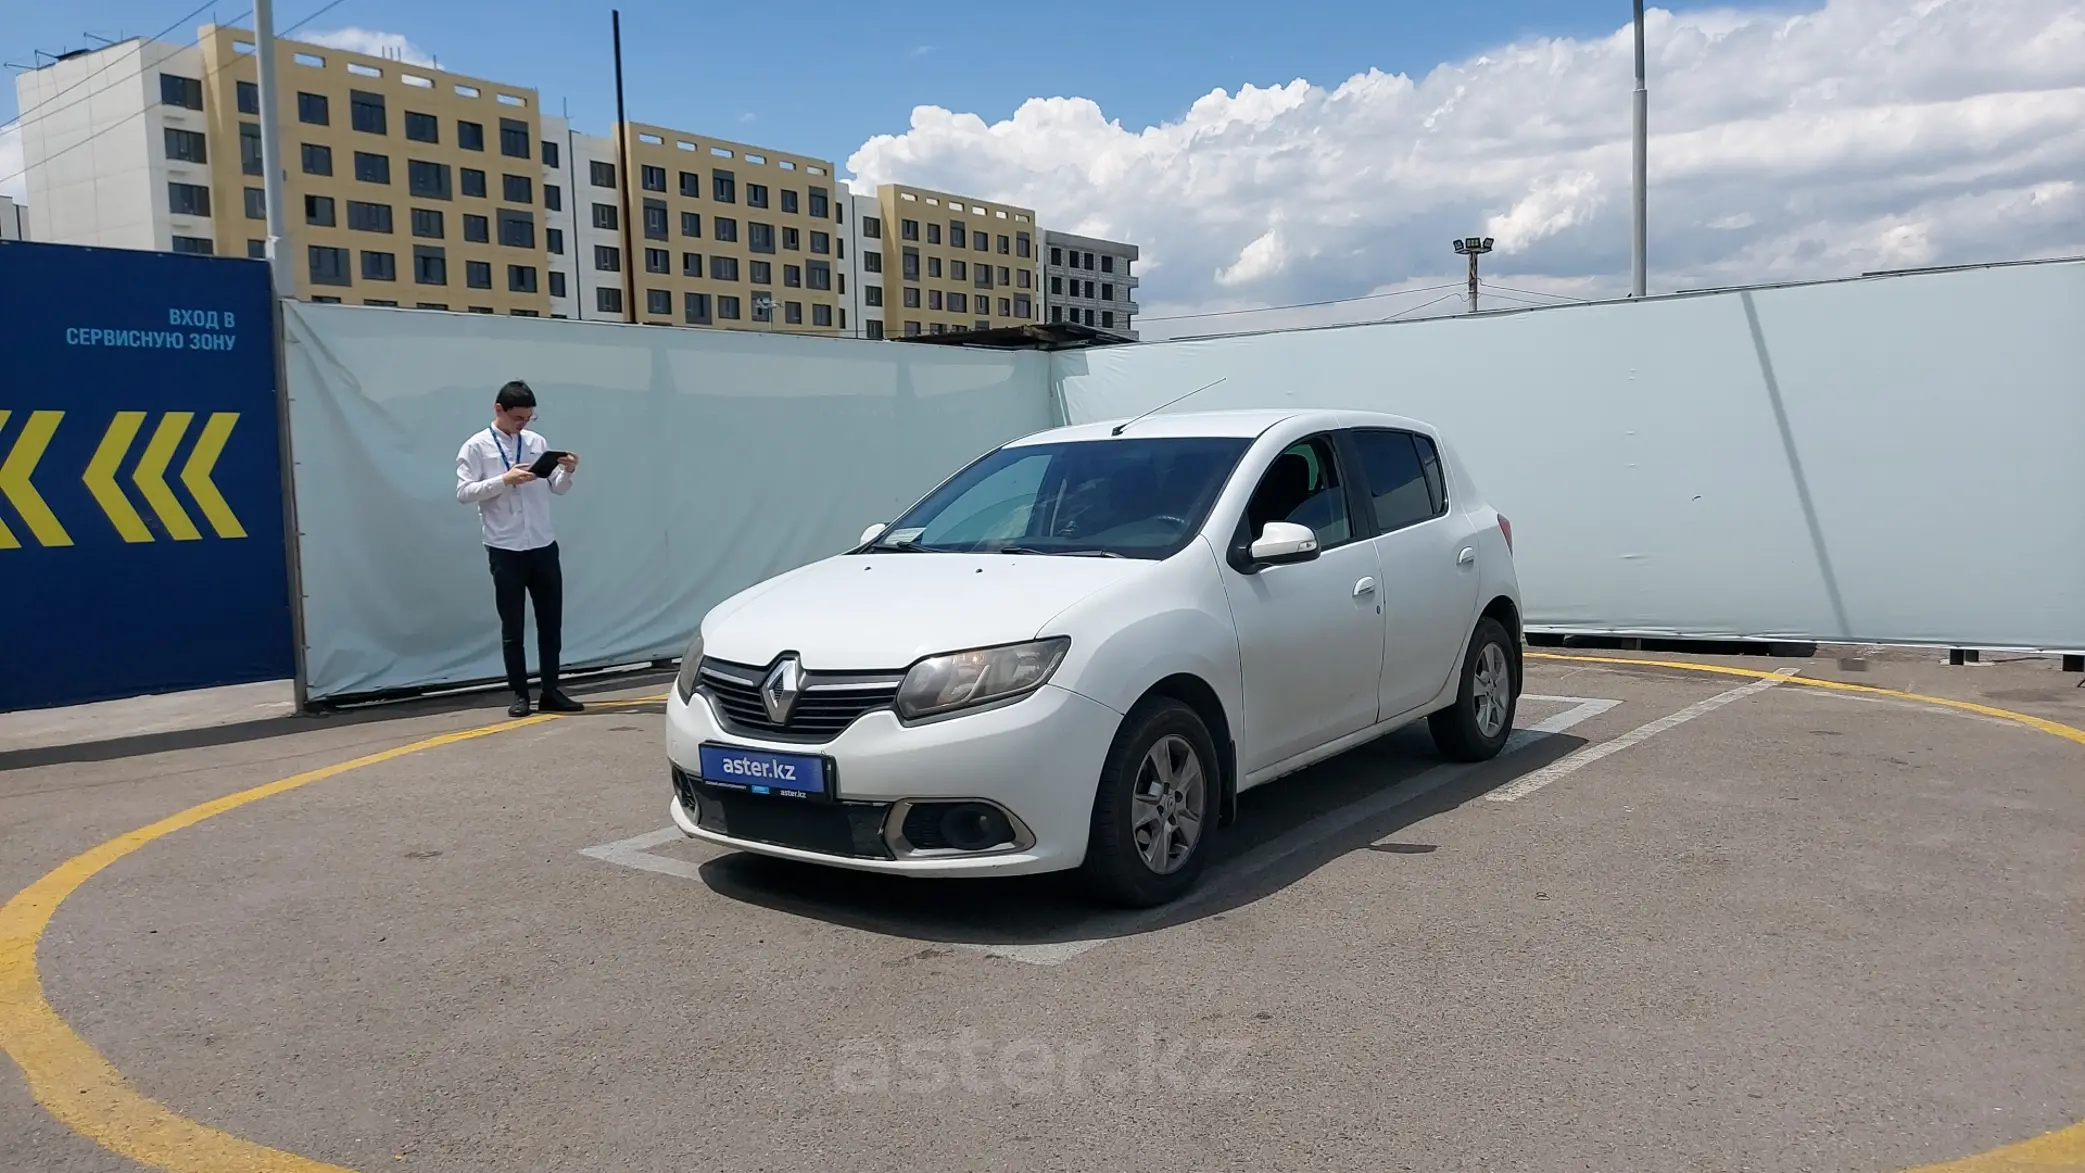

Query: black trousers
<box><xmin>487</xmin><ymin>542</ymin><xmax>563</xmax><ymax>696</ymax></box>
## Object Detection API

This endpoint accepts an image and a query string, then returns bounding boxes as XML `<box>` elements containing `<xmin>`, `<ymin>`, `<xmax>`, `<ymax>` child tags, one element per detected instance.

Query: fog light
<box><xmin>939</xmin><ymin>803</ymin><xmax>1013</xmax><ymax>852</ymax></box>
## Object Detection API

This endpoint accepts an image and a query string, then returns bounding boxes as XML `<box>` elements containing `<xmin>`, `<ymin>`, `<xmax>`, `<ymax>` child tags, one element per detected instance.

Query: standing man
<box><xmin>456</xmin><ymin>380</ymin><xmax>585</xmax><ymax>717</ymax></box>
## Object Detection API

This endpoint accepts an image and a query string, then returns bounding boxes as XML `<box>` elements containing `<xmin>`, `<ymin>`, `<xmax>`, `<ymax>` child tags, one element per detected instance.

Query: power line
<box><xmin>1</xmin><ymin>0</ymin><xmax>219</xmax><ymax>135</ymax></box>
<box><xmin>1138</xmin><ymin>280</ymin><xmax>1466</xmax><ymax>324</ymax></box>
<box><xmin>1478</xmin><ymin>280</ymin><xmax>1593</xmax><ymax>304</ymax></box>
<box><xmin>0</xmin><ymin>0</ymin><xmax>350</xmax><ymax>190</ymax></box>
<box><xmin>1378</xmin><ymin>292</ymin><xmax>1466</xmax><ymax>321</ymax></box>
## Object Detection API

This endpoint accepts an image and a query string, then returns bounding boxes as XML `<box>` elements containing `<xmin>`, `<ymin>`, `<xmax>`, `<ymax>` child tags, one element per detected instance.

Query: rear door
<box><xmin>1344</xmin><ymin>427</ymin><xmax>1481</xmax><ymax>719</ymax></box>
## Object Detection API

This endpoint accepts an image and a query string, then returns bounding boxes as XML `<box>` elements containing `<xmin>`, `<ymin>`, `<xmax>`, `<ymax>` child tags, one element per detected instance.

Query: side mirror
<box><xmin>1248</xmin><ymin>521</ymin><xmax>1320</xmax><ymax>566</ymax></box>
<box><xmin>859</xmin><ymin>523</ymin><xmax>887</xmax><ymax>547</ymax></box>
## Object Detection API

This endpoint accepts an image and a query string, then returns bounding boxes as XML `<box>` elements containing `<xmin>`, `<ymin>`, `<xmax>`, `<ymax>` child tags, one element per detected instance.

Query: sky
<box><xmin>5</xmin><ymin>0</ymin><xmax>2083</xmax><ymax>337</ymax></box>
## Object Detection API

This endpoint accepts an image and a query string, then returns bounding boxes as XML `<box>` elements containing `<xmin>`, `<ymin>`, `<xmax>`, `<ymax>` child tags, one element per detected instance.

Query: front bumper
<box><xmin>664</xmin><ymin>681</ymin><xmax>1123</xmax><ymax>877</ymax></box>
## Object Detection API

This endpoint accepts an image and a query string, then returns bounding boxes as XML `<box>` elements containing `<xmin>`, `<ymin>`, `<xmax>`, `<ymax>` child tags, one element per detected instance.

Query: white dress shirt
<box><xmin>456</xmin><ymin>424</ymin><xmax>573</xmax><ymax>551</ymax></box>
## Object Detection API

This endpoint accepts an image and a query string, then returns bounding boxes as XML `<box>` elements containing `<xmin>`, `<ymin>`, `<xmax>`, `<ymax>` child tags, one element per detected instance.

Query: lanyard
<box><xmin>489</xmin><ymin>426</ymin><xmax>522</xmax><ymax>470</ymax></box>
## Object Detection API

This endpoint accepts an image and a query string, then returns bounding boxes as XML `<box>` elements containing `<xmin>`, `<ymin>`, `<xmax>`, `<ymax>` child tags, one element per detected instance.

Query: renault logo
<box><xmin>762</xmin><ymin>656</ymin><xmax>803</xmax><ymax>724</ymax></box>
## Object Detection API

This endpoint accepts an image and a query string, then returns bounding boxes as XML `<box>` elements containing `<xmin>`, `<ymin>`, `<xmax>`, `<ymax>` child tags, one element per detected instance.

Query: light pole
<box><xmin>1453</xmin><ymin>236</ymin><xmax>1494</xmax><ymax>313</ymax></box>
<box><xmin>1631</xmin><ymin>0</ymin><xmax>1648</xmax><ymax>298</ymax></box>
<box><xmin>253</xmin><ymin>0</ymin><xmax>290</xmax><ymax>295</ymax></box>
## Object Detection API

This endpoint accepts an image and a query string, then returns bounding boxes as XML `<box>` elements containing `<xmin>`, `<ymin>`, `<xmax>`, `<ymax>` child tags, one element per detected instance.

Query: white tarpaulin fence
<box><xmin>1052</xmin><ymin>260</ymin><xmax>2085</xmax><ymax>652</ymax></box>
<box><xmin>284</xmin><ymin>304</ymin><xmax>1052</xmax><ymax>700</ymax></box>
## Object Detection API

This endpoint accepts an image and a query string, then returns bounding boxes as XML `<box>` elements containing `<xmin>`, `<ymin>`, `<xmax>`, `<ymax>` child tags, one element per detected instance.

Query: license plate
<box><xmin>697</xmin><ymin>743</ymin><xmax>830</xmax><ymax>799</ymax></box>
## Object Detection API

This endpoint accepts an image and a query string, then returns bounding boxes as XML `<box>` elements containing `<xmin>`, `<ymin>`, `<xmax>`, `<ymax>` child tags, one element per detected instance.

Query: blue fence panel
<box><xmin>0</xmin><ymin>242</ymin><xmax>294</xmax><ymax>711</ymax></box>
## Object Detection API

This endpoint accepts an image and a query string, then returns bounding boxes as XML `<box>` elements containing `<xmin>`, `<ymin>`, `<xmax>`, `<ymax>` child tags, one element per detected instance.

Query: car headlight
<box><xmin>674</xmin><ymin>629</ymin><xmax>706</xmax><ymax>702</ymax></box>
<box><xmin>895</xmin><ymin>638</ymin><xmax>1070</xmax><ymax>720</ymax></box>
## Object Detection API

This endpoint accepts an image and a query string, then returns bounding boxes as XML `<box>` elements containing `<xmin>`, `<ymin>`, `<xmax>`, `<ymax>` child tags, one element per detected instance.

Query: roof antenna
<box><xmin>1111</xmin><ymin>377</ymin><xmax>1227</xmax><ymax>436</ymax></box>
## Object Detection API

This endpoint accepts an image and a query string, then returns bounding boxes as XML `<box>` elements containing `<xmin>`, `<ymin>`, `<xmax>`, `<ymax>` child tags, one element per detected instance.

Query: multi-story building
<box><xmin>875</xmin><ymin>184</ymin><xmax>1039</xmax><ymax>338</ymax></box>
<box><xmin>843</xmin><ymin>189</ymin><xmax>886</xmax><ymax>339</ymax></box>
<box><xmin>13</xmin><ymin>26</ymin><xmax>557</xmax><ymax>314</ymax></box>
<box><xmin>0</xmin><ymin>196</ymin><xmax>26</xmax><ymax>241</ymax></box>
<box><xmin>1042</xmin><ymin>230</ymin><xmax>1139</xmax><ymax>339</ymax></box>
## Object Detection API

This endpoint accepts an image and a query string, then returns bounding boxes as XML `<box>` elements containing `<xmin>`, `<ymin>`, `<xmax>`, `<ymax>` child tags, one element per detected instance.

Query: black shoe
<box><xmin>508</xmin><ymin>695</ymin><xmax>532</xmax><ymax>718</ymax></box>
<box><xmin>539</xmin><ymin>689</ymin><xmax>585</xmax><ymax>713</ymax></box>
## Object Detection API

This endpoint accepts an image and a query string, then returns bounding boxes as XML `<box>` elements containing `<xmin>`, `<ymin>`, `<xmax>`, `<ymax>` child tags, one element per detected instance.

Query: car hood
<box><xmin>701</xmin><ymin>552</ymin><xmax>1152</xmax><ymax>670</ymax></box>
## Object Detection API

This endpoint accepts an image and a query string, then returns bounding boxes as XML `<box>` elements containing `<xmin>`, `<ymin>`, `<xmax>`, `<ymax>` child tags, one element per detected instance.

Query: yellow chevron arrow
<box><xmin>0</xmin><ymin>409</ymin><xmax>73</xmax><ymax>549</ymax></box>
<box><xmin>180</xmin><ymin>412</ymin><xmax>246</xmax><ymax>539</ymax></box>
<box><xmin>84</xmin><ymin>411</ymin><xmax>154</xmax><ymax>543</ymax></box>
<box><xmin>134</xmin><ymin>412</ymin><xmax>201</xmax><ymax>541</ymax></box>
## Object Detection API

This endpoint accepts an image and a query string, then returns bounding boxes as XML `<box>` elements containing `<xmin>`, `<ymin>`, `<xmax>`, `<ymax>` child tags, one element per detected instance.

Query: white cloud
<box><xmin>846</xmin><ymin>0</ymin><xmax>2085</xmax><ymax>339</ymax></box>
<box><xmin>0</xmin><ymin>122</ymin><xmax>25</xmax><ymax>202</ymax></box>
<box><xmin>299</xmin><ymin>27</ymin><xmax>436</xmax><ymax>68</ymax></box>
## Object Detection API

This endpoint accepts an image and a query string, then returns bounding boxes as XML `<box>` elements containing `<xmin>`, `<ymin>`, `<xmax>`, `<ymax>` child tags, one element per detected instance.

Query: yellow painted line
<box><xmin>180</xmin><ymin>412</ymin><xmax>247</xmax><ymax>539</ymax></box>
<box><xmin>134</xmin><ymin>412</ymin><xmax>201</xmax><ymax>541</ymax></box>
<box><xmin>0</xmin><ymin>694</ymin><xmax>664</xmax><ymax>1173</ymax></box>
<box><xmin>1527</xmin><ymin>652</ymin><xmax>2085</xmax><ymax>747</ymax></box>
<box><xmin>85</xmin><ymin>411</ymin><xmax>154</xmax><ymax>544</ymax></box>
<box><xmin>0</xmin><ymin>409</ymin><xmax>74</xmax><ymax>548</ymax></box>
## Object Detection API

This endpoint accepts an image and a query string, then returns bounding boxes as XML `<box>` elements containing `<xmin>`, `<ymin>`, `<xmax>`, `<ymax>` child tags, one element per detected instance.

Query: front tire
<box><xmin>1080</xmin><ymin>698</ymin><xmax>1219</xmax><ymax>909</ymax></box>
<box><xmin>1428</xmin><ymin>616</ymin><xmax>1518</xmax><ymax>762</ymax></box>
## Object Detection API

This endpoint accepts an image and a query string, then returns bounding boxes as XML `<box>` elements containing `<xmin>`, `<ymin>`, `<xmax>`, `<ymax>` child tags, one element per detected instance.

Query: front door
<box><xmin>1221</xmin><ymin>433</ymin><xmax>1386</xmax><ymax>776</ymax></box>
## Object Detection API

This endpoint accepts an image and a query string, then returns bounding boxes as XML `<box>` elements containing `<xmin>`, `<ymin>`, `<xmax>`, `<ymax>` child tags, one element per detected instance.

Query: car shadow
<box><xmin>693</xmin><ymin>723</ymin><xmax>1590</xmax><ymax>949</ymax></box>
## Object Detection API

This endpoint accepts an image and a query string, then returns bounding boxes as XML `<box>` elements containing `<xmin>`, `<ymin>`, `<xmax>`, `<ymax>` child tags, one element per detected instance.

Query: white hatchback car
<box><xmin>666</xmin><ymin>408</ymin><xmax>1522</xmax><ymax>907</ymax></box>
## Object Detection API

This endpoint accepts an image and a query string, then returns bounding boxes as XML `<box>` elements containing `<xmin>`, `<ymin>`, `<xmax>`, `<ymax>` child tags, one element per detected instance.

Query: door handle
<box><xmin>1354</xmin><ymin>577</ymin><xmax>1377</xmax><ymax>597</ymax></box>
<box><xmin>1457</xmin><ymin>547</ymin><xmax>1476</xmax><ymax>567</ymax></box>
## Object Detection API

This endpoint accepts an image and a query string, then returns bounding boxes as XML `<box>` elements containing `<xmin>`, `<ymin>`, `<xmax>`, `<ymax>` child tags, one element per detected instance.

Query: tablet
<box><xmin>527</xmin><ymin>450</ymin><xmax>570</xmax><ymax>478</ymax></box>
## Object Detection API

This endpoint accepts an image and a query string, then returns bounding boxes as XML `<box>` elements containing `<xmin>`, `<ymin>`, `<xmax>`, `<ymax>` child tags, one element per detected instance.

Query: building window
<box><xmin>594</xmin><ymin>245</ymin><xmax>620</xmax><ymax>272</ymax></box>
<box><xmin>929</xmin><ymin>291</ymin><xmax>944</xmax><ymax>311</ymax></box>
<box><xmin>684</xmin><ymin>292</ymin><xmax>711</xmax><ymax>324</ymax></box>
<box><xmin>680</xmin><ymin>171</ymin><xmax>701</xmax><ymax>198</ymax></box>
<box><xmin>1018</xmin><ymin>269</ymin><xmax>1031</xmax><ymax>289</ymax></box>
<box><xmin>1101</xmin><ymin>255</ymin><xmax>1115</xmax><ymax>274</ymax></box>
<box><xmin>780</xmin><ymin>190</ymin><xmax>799</xmax><ymax>214</ymax></box>
<box><xmin>948</xmin><ymin>222</ymin><xmax>965</xmax><ymax>249</ymax></box>
<box><xmin>170</xmin><ymin>235</ymin><xmax>213</xmax><ymax>255</ymax></box>
<box><xmin>713</xmin><ymin>217</ymin><xmax>738</xmax><ymax>244</ymax></box>
<box><xmin>782</xmin><ymin>264</ymin><xmax>801</xmax><ymax>288</ymax></box>
<box><xmin>546</xmin><ymin>227</ymin><xmax>563</xmax><ymax>255</ymax></box>
<box><xmin>751</xmin><ymin>261</ymin><xmax>773</xmax><ymax>285</ymax></box>
<box><xmin>716</xmin><ymin>295</ymin><xmax>741</xmax><ymax>320</ymax></box>
<box><xmin>710</xmin><ymin>256</ymin><xmax>740</xmax><ymax>281</ymax></box>
<box><xmin>808</xmin><ymin>187</ymin><xmax>830</xmax><ymax>219</ymax></box>
<box><xmin>867</xmin><ymin>319</ymin><xmax>885</xmax><ymax>340</ymax></box>
<box><xmin>1102</xmin><ymin>310</ymin><xmax>1115</xmax><ymax>329</ymax></box>
<box><xmin>239</xmin><ymin>122</ymin><xmax>263</xmax><ymax>175</ymax></box>
<box><xmin>1050</xmin><ymin>275</ymin><xmax>1062</xmax><ymax>295</ymax></box>
<box><xmin>590</xmin><ymin>160</ymin><xmax>617</xmax><ymax>188</ymax></box>
<box><xmin>247</xmin><ymin>239</ymin><xmax>265</xmax><ymax>258</ymax></box>
<box><xmin>810</xmin><ymin>231</ymin><xmax>831</xmax><ymax>255</ymax></box>
<box><xmin>295</xmin><ymin>92</ymin><xmax>329</xmax><ymax>126</ymax></box>
<box><xmin>903</xmin><ymin>286</ymin><xmax>920</xmax><ymax>309</ymax></box>
<box><xmin>645</xmin><ymin>248</ymin><xmax>670</xmax><ymax>274</ymax></box>
<box><xmin>592</xmin><ymin>203</ymin><xmax>618</xmax><ymax>230</ymax></box>
<box><xmin>510</xmin><ymin>308</ymin><xmax>538</xmax><ymax>316</ymax></box>
<box><xmin>302</xmin><ymin>142</ymin><xmax>332</xmax><ymax>176</ymax></box>
<box><xmin>160</xmin><ymin>73</ymin><xmax>204</xmax><ymax>110</ymax></box>
<box><xmin>168</xmin><ymin>182</ymin><xmax>211</xmax><ymax>217</ymax></box>
<box><xmin>347</xmin><ymin>201</ymin><xmax>393</xmax><ymax>233</ymax></box>
<box><xmin>643</xmin><ymin>199</ymin><xmax>668</xmax><ymax>241</ymax></box>
<box><xmin>305</xmin><ymin>195</ymin><xmax>336</xmax><ymax>226</ymax></box>
<box><xmin>784</xmin><ymin>301</ymin><xmax>803</xmax><ymax>325</ymax></box>
<box><xmin>807</xmin><ymin>260</ymin><xmax>832</xmax><ymax>291</ymax></box>
<box><xmin>928</xmin><ymin>258</ymin><xmax>943</xmax><ymax>279</ymax></box>
<box><xmin>541</xmin><ymin>139</ymin><xmax>560</xmax><ymax>167</ymax></box>
<box><xmin>864</xmin><ymin>284</ymin><xmax>885</xmax><ymax>308</ymax></box>
<box><xmin>549</xmin><ymin>271</ymin><xmax>567</xmax><ymax>298</ymax></box>
<box><xmin>414</xmin><ymin>246</ymin><xmax>447</xmax><ymax>285</ymax></box>
<box><xmin>545</xmin><ymin>184</ymin><xmax>562</xmax><ymax>212</ymax></box>
<box><xmin>1017</xmin><ymin>232</ymin><xmax>1032</xmax><ymax>259</ymax></box>
<box><xmin>933</xmin><ymin>323</ymin><xmax>948</xmax><ymax>335</ymax></box>
<box><xmin>639</xmin><ymin>165</ymin><xmax>666</xmax><ymax>193</ymax></box>
<box><xmin>682</xmin><ymin>252</ymin><xmax>703</xmax><ymax>277</ymax></box>
<box><xmin>1084</xmin><ymin>280</ymin><xmax>1096</xmax><ymax>298</ymax></box>
<box><xmin>646</xmin><ymin>288</ymin><xmax>671</xmax><ymax>316</ymax></box>
<box><xmin>416</xmin><ymin>303</ymin><xmax>448</xmax><ymax>311</ymax></box>
<box><xmin>361</xmin><ymin>250</ymin><xmax>397</xmax><ymax>282</ymax></box>
<box><xmin>309</xmin><ymin>245</ymin><xmax>351</xmax><ymax>285</ymax></box>
<box><xmin>495</xmin><ymin>118</ymin><xmax>528</xmax><ymax>159</ymax></box>
<box><xmin>952</xmin><ymin>260</ymin><xmax>968</xmax><ymax>282</ymax></box>
<box><xmin>1049</xmin><ymin>246</ymin><xmax>1062</xmax><ymax>266</ymax></box>
<box><xmin>900</xmin><ymin>219</ymin><xmax>919</xmax><ymax>241</ymax></box>
<box><xmin>945</xmin><ymin>292</ymin><xmax>963</xmax><ymax>313</ymax></box>
<box><xmin>597</xmin><ymin>287</ymin><xmax>623</xmax><ymax>314</ymax></box>
<box><xmin>244</xmin><ymin>187</ymin><xmax>267</xmax><ymax>219</ymax></box>
<box><xmin>412</xmin><ymin>208</ymin><xmax>444</xmax><ymax>239</ymax></box>
<box><xmin>712</xmin><ymin>171</ymin><xmax>736</xmax><ymax>203</ymax></box>
<box><xmin>504</xmin><ymin>174</ymin><xmax>534</xmax><ymax>204</ymax></box>
<box><xmin>863</xmin><ymin>216</ymin><xmax>882</xmax><ymax>239</ymax></box>
<box><xmin>748</xmin><ymin>222</ymin><xmax>776</xmax><ymax>254</ymax></box>
<box><xmin>464</xmin><ymin>214</ymin><xmax>489</xmax><ymax>243</ymax></box>
<box><xmin>350</xmin><ymin>90</ymin><xmax>387</xmax><ymax>135</ymax></box>
<box><xmin>409</xmin><ymin>160</ymin><xmax>453</xmax><ymax>200</ymax></box>
<box><xmin>510</xmin><ymin>265</ymin><xmax>539</xmax><ymax>293</ymax></box>
<box><xmin>998</xmin><ymin>297</ymin><xmax>1012</xmax><ymax>317</ymax></box>
<box><xmin>1015</xmin><ymin>295</ymin><xmax>1031</xmax><ymax>318</ymax></box>
<box><xmin>927</xmin><ymin>223</ymin><xmax>942</xmax><ymax>245</ymax></box>
<box><xmin>1083</xmin><ymin>308</ymin><xmax>1095</xmax><ymax>325</ymax></box>
<box><xmin>996</xmin><ymin>234</ymin><xmax>1011</xmax><ymax>255</ymax></box>
<box><xmin>1051</xmin><ymin>306</ymin><xmax>1063</xmax><ymax>323</ymax></box>
<box><xmin>404</xmin><ymin>111</ymin><xmax>439</xmax><ymax>144</ymax></box>
<box><xmin>164</xmin><ymin>127</ymin><xmax>208</xmax><ymax>163</ymax></box>
<box><xmin>779</xmin><ymin>227</ymin><xmax>799</xmax><ymax>252</ymax></box>
<box><xmin>862</xmin><ymin>251</ymin><xmax>883</xmax><ymax>274</ymax></box>
<box><xmin>354</xmin><ymin>152</ymin><xmax>391</xmax><ymax>185</ymax></box>
<box><xmin>467</xmin><ymin>261</ymin><xmax>493</xmax><ymax>289</ymax></box>
<box><xmin>1102</xmin><ymin>283</ymin><xmax>1114</xmax><ymax>301</ymax></box>
<box><xmin>681</xmin><ymin>211</ymin><xmax>701</xmax><ymax>238</ymax></box>
<box><xmin>746</xmin><ymin>183</ymin><xmax>768</xmax><ymax>209</ymax></box>
<box><xmin>901</xmin><ymin>248</ymin><xmax>920</xmax><ymax>281</ymax></box>
<box><xmin>459</xmin><ymin>120</ymin><xmax>485</xmax><ymax>151</ymax></box>
<box><xmin>497</xmin><ymin>210</ymin><xmax>536</xmax><ymax>248</ymax></box>
<box><xmin>461</xmin><ymin>168</ymin><xmax>487</xmax><ymax>198</ymax></box>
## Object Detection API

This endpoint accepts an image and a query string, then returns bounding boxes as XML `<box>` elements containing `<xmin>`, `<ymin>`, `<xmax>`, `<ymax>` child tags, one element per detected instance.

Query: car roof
<box><xmin>1006</xmin><ymin>407</ymin><xmax>1440</xmax><ymax>446</ymax></box>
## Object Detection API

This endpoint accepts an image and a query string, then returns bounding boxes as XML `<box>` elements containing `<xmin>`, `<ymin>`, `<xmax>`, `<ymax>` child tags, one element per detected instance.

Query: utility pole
<box><xmin>1631</xmin><ymin>0</ymin><xmax>1648</xmax><ymax>298</ymax></box>
<box><xmin>1453</xmin><ymin>236</ymin><xmax>1494</xmax><ymax>313</ymax></box>
<box><xmin>253</xmin><ymin>0</ymin><xmax>291</xmax><ymax>295</ymax></box>
<box><xmin>611</xmin><ymin>10</ymin><xmax>637</xmax><ymax>323</ymax></box>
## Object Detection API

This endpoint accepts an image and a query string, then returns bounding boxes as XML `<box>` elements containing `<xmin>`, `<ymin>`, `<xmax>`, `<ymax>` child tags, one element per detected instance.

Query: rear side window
<box><xmin>1349</xmin><ymin>429</ymin><xmax>1442</xmax><ymax>534</ymax></box>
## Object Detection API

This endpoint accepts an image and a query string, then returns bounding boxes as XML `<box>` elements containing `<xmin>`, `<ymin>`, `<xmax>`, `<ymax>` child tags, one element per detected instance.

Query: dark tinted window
<box><xmin>1242</xmin><ymin>435</ymin><xmax>1352</xmax><ymax>548</ymax></box>
<box><xmin>1349</xmin><ymin>429</ymin><xmax>1442</xmax><ymax>533</ymax></box>
<box><xmin>876</xmin><ymin>437</ymin><xmax>1254</xmax><ymax>560</ymax></box>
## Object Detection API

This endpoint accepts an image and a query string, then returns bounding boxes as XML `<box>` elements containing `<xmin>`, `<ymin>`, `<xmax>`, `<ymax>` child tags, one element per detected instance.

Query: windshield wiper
<box><xmin>995</xmin><ymin>546</ymin><xmax>1126</xmax><ymax>558</ymax></box>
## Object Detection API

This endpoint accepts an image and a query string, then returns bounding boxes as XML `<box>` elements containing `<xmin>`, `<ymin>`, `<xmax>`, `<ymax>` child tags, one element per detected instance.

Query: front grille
<box><xmin>697</xmin><ymin>658</ymin><xmax>902</xmax><ymax>743</ymax></box>
<box><xmin>675</xmin><ymin>769</ymin><xmax>892</xmax><ymax>859</ymax></box>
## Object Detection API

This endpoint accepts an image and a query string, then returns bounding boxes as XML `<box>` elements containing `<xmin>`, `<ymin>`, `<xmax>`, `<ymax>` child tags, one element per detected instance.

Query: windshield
<box><xmin>868</xmin><ymin>436</ymin><xmax>1255</xmax><ymax>560</ymax></box>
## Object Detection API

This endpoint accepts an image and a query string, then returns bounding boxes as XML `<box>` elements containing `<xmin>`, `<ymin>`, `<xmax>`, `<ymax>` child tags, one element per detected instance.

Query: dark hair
<box><xmin>495</xmin><ymin>380</ymin><xmax>537</xmax><ymax>410</ymax></box>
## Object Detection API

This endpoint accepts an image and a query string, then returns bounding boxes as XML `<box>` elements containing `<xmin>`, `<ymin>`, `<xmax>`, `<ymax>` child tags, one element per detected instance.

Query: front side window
<box><xmin>1241</xmin><ymin>436</ymin><xmax>1353</xmax><ymax>549</ymax></box>
<box><xmin>873</xmin><ymin>437</ymin><xmax>1254</xmax><ymax>560</ymax></box>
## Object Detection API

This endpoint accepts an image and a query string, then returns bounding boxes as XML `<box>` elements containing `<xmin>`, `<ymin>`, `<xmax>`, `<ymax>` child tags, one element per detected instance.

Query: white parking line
<box><xmin>582</xmin><ymin>693</ymin><xmax>1624</xmax><ymax>967</ymax></box>
<box><xmin>1484</xmin><ymin>668</ymin><xmax>1801</xmax><ymax>804</ymax></box>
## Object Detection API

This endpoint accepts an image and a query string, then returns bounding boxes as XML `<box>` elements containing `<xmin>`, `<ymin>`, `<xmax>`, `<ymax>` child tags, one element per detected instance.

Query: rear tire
<box><xmin>1080</xmin><ymin>698</ymin><xmax>1219</xmax><ymax>909</ymax></box>
<box><xmin>1428</xmin><ymin>617</ymin><xmax>1518</xmax><ymax>762</ymax></box>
